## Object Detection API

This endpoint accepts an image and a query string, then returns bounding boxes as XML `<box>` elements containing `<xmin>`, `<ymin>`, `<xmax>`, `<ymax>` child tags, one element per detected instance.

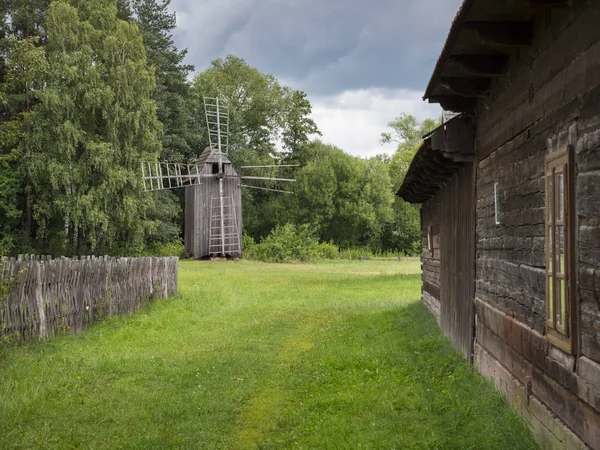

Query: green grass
<box><xmin>0</xmin><ymin>259</ymin><xmax>537</xmax><ymax>449</ymax></box>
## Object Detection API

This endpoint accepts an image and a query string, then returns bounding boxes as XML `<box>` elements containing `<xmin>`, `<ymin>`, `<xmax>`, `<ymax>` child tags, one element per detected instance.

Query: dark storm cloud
<box><xmin>170</xmin><ymin>0</ymin><xmax>462</xmax><ymax>95</ymax></box>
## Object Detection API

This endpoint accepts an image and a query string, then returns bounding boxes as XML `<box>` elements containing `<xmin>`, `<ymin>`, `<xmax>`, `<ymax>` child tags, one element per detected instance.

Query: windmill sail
<box><xmin>204</xmin><ymin>97</ymin><xmax>229</xmax><ymax>156</ymax></box>
<box><xmin>141</xmin><ymin>162</ymin><xmax>209</xmax><ymax>192</ymax></box>
<box><xmin>203</xmin><ymin>98</ymin><xmax>239</xmax><ymax>256</ymax></box>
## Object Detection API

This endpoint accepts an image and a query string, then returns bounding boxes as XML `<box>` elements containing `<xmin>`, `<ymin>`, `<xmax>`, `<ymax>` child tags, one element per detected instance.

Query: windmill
<box><xmin>141</xmin><ymin>97</ymin><xmax>296</xmax><ymax>259</ymax></box>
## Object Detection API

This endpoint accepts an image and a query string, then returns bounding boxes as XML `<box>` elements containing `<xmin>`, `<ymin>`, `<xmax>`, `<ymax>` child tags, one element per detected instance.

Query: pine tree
<box><xmin>132</xmin><ymin>0</ymin><xmax>199</xmax><ymax>162</ymax></box>
<box><xmin>282</xmin><ymin>89</ymin><xmax>320</xmax><ymax>164</ymax></box>
<box><xmin>26</xmin><ymin>0</ymin><xmax>161</xmax><ymax>255</ymax></box>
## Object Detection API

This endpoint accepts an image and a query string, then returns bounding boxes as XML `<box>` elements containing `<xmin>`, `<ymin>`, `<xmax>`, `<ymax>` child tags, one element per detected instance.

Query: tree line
<box><xmin>0</xmin><ymin>0</ymin><xmax>439</xmax><ymax>257</ymax></box>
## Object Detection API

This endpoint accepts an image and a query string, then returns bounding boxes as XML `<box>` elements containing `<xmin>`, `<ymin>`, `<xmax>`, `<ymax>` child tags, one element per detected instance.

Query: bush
<box><xmin>244</xmin><ymin>224</ymin><xmax>339</xmax><ymax>263</ymax></box>
<box><xmin>144</xmin><ymin>240</ymin><xmax>185</xmax><ymax>258</ymax></box>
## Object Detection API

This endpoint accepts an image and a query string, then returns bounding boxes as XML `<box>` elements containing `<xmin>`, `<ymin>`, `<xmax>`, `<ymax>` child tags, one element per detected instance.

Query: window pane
<box><xmin>560</xmin><ymin>278</ymin><xmax>567</xmax><ymax>331</ymax></box>
<box><xmin>556</xmin><ymin>225</ymin><xmax>564</xmax><ymax>274</ymax></box>
<box><xmin>548</xmin><ymin>227</ymin><xmax>553</xmax><ymax>273</ymax></box>
<box><xmin>549</xmin><ymin>276</ymin><xmax>554</xmax><ymax>325</ymax></box>
<box><xmin>556</xmin><ymin>172</ymin><xmax>564</xmax><ymax>221</ymax></box>
<box><xmin>556</xmin><ymin>278</ymin><xmax>564</xmax><ymax>327</ymax></box>
<box><xmin>547</xmin><ymin>174</ymin><xmax>553</xmax><ymax>223</ymax></box>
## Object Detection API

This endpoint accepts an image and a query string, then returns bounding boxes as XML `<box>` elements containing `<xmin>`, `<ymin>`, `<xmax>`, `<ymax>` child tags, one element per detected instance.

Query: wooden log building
<box><xmin>184</xmin><ymin>147</ymin><xmax>243</xmax><ymax>259</ymax></box>
<box><xmin>398</xmin><ymin>1</ymin><xmax>600</xmax><ymax>447</ymax></box>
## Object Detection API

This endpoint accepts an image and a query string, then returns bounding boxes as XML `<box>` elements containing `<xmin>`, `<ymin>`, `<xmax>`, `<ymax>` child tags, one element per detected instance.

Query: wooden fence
<box><xmin>0</xmin><ymin>255</ymin><xmax>178</xmax><ymax>342</ymax></box>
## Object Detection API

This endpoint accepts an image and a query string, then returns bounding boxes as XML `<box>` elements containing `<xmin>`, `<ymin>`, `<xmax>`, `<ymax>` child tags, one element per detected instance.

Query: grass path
<box><xmin>0</xmin><ymin>260</ymin><xmax>537</xmax><ymax>449</ymax></box>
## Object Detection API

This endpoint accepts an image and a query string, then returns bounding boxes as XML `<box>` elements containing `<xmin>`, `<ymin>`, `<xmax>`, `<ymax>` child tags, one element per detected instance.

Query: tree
<box><xmin>0</xmin><ymin>36</ymin><xmax>47</xmax><ymax>254</ymax></box>
<box><xmin>116</xmin><ymin>0</ymin><xmax>132</xmax><ymax>21</ymax></box>
<box><xmin>131</xmin><ymin>0</ymin><xmax>200</xmax><ymax>162</ymax></box>
<box><xmin>381</xmin><ymin>113</ymin><xmax>440</xmax><ymax>153</ymax></box>
<box><xmin>0</xmin><ymin>0</ymin><xmax>51</xmax><ymax>252</ymax></box>
<box><xmin>382</xmin><ymin>115</ymin><xmax>440</xmax><ymax>189</ymax></box>
<box><xmin>193</xmin><ymin>55</ymin><xmax>288</xmax><ymax>163</ymax></box>
<box><xmin>281</xmin><ymin>89</ymin><xmax>320</xmax><ymax>164</ymax></box>
<box><xmin>295</xmin><ymin>141</ymin><xmax>394</xmax><ymax>250</ymax></box>
<box><xmin>131</xmin><ymin>0</ymin><xmax>202</xmax><ymax>246</ymax></box>
<box><xmin>379</xmin><ymin>114</ymin><xmax>441</xmax><ymax>255</ymax></box>
<box><xmin>25</xmin><ymin>0</ymin><xmax>161</xmax><ymax>255</ymax></box>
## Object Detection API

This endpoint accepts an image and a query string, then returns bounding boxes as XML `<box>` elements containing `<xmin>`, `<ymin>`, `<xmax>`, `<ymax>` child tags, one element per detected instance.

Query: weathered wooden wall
<box><xmin>184</xmin><ymin>156</ymin><xmax>242</xmax><ymax>259</ymax></box>
<box><xmin>440</xmin><ymin>163</ymin><xmax>476</xmax><ymax>361</ymax></box>
<box><xmin>421</xmin><ymin>194</ymin><xmax>441</xmax><ymax>323</ymax></box>
<box><xmin>0</xmin><ymin>255</ymin><xmax>178</xmax><ymax>342</ymax></box>
<box><xmin>474</xmin><ymin>2</ymin><xmax>600</xmax><ymax>447</ymax></box>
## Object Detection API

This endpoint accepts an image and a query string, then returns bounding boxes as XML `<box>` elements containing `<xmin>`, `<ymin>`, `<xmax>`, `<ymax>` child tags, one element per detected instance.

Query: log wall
<box><xmin>0</xmin><ymin>255</ymin><xmax>178</xmax><ymax>342</ymax></box>
<box><xmin>421</xmin><ymin>194</ymin><xmax>441</xmax><ymax>323</ymax></box>
<box><xmin>474</xmin><ymin>2</ymin><xmax>600</xmax><ymax>447</ymax></box>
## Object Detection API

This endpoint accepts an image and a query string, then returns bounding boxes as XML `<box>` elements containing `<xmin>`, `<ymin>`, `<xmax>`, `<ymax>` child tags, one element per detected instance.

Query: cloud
<box><xmin>168</xmin><ymin>0</ymin><xmax>458</xmax><ymax>156</ymax></box>
<box><xmin>170</xmin><ymin>0</ymin><xmax>463</xmax><ymax>95</ymax></box>
<box><xmin>309</xmin><ymin>89</ymin><xmax>441</xmax><ymax>158</ymax></box>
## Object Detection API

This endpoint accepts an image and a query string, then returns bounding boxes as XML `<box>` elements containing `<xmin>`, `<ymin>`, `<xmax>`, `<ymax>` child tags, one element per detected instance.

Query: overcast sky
<box><xmin>169</xmin><ymin>0</ymin><xmax>463</xmax><ymax>158</ymax></box>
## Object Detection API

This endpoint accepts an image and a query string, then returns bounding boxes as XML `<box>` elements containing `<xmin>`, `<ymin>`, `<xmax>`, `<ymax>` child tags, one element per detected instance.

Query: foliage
<box><xmin>131</xmin><ymin>0</ymin><xmax>200</xmax><ymax>163</ymax></box>
<box><xmin>243</xmin><ymin>224</ymin><xmax>338</xmax><ymax>263</ymax></box>
<box><xmin>126</xmin><ymin>0</ymin><xmax>201</xmax><ymax>248</ymax></box>
<box><xmin>144</xmin><ymin>239</ymin><xmax>184</xmax><ymax>258</ymax></box>
<box><xmin>0</xmin><ymin>0</ymin><xmax>50</xmax><ymax>253</ymax></box>
<box><xmin>281</xmin><ymin>89</ymin><xmax>321</xmax><ymax>163</ymax></box>
<box><xmin>0</xmin><ymin>261</ymin><xmax>538</xmax><ymax>449</ymax></box>
<box><xmin>25</xmin><ymin>0</ymin><xmax>161</xmax><ymax>255</ymax></box>
<box><xmin>144</xmin><ymin>190</ymin><xmax>181</xmax><ymax>245</ymax></box>
<box><xmin>115</xmin><ymin>0</ymin><xmax>133</xmax><ymax>21</ymax></box>
<box><xmin>380</xmin><ymin>196</ymin><xmax>421</xmax><ymax>255</ymax></box>
<box><xmin>381</xmin><ymin>113</ymin><xmax>441</xmax><ymax>153</ymax></box>
<box><xmin>295</xmin><ymin>141</ymin><xmax>394</xmax><ymax>250</ymax></box>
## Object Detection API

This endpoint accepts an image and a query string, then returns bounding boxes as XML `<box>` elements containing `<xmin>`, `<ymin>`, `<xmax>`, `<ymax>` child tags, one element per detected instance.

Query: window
<box><xmin>427</xmin><ymin>225</ymin><xmax>433</xmax><ymax>257</ymax></box>
<box><xmin>545</xmin><ymin>146</ymin><xmax>575</xmax><ymax>353</ymax></box>
<box><xmin>212</xmin><ymin>163</ymin><xmax>220</xmax><ymax>174</ymax></box>
<box><xmin>494</xmin><ymin>182</ymin><xmax>500</xmax><ymax>225</ymax></box>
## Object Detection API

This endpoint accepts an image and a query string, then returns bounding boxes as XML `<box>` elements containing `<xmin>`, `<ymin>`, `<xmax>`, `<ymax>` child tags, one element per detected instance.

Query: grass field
<box><xmin>0</xmin><ymin>259</ymin><xmax>537</xmax><ymax>449</ymax></box>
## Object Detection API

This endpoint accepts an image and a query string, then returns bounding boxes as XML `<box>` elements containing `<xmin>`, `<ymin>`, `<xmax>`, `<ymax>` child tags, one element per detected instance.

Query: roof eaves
<box><xmin>423</xmin><ymin>0</ymin><xmax>476</xmax><ymax>101</ymax></box>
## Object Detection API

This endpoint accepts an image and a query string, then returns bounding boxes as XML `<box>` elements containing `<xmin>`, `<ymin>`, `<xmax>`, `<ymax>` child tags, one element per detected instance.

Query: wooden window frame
<box><xmin>545</xmin><ymin>146</ymin><xmax>576</xmax><ymax>354</ymax></box>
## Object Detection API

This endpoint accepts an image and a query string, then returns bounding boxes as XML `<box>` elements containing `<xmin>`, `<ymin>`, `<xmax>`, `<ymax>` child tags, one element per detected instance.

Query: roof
<box><xmin>397</xmin><ymin>0</ymin><xmax>567</xmax><ymax>202</ymax></box>
<box><xmin>423</xmin><ymin>0</ymin><xmax>562</xmax><ymax>112</ymax></box>
<box><xmin>397</xmin><ymin>114</ymin><xmax>475</xmax><ymax>203</ymax></box>
<box><xmin>193</xmin><ymin>146</ymin><xmax>233</xmax><ymax>169</ymax></box>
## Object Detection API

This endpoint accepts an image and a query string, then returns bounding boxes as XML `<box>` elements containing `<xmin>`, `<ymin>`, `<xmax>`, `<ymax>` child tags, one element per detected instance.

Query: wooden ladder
<box><xmin>209</xmin><ymin>196</ymin><xmax>241</xmax><ymax>255</ymax></box>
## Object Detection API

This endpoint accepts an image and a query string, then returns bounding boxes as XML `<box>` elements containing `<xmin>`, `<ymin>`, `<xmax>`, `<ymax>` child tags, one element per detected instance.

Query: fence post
<box><xmin>35</xmin><ymin>261</ymin><xmax>46</xmax><ymax>340</ymax></box>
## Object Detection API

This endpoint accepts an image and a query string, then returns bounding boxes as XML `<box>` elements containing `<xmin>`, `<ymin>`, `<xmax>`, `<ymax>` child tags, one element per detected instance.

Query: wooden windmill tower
<box><xmin>141</xmin><ymin>97</ymin><xmax>295</xmax><ymax>259</ymax></box>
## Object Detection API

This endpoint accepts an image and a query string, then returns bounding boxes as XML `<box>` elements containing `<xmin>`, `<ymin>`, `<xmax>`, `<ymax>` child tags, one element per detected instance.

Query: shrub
<box><xmin>145</xmin><ymin>240</ymin><xmax>185</xmax><ymax>258</ymax></box>
<box><xmin>244</xmin><ymin>224</ymin><xmax>340</xmax><ymax>263</ymax></box>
